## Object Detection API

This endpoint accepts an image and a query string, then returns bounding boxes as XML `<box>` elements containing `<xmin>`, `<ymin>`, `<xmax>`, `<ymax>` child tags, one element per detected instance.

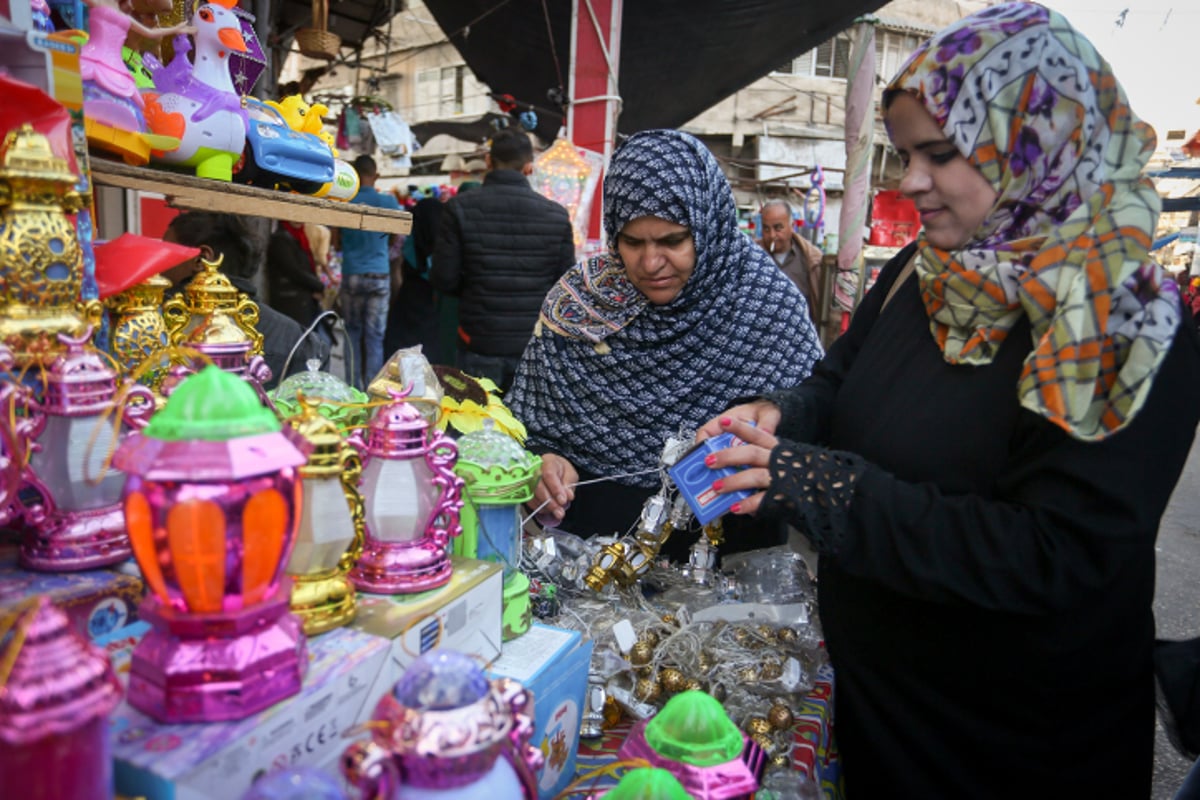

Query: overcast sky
<box><xmin>1039</xmin><ymin>0</ymin><xmax>1199</xmax><ymax>137</ymax></box>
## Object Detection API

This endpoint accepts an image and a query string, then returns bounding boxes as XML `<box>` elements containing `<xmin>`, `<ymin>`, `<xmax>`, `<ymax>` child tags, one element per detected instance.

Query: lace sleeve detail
<box><xmin>758</xmin><ymin>441</ymin><xmax>866</xmax><ymax>556</ymax></box>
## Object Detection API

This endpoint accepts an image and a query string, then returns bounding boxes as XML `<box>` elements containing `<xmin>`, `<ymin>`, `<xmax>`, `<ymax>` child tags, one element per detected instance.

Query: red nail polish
<box><xmin>712</xmin><ymin>479</ymin><xmax>724</xmax><ymax>491</ymax></box>
<box><xmin>731</xmin><ymin>502</ymin><xmax>742</xmax><ymax>513</ymax></box>
<box><xmin>704</xmin><ymin>454</ymin><xmax>716</xmax><ymax>467</ymax></box>
<box><xmin>720</xmin><ymin>416</ymin><xmax>732</xmax><ymax>426</ymax></box>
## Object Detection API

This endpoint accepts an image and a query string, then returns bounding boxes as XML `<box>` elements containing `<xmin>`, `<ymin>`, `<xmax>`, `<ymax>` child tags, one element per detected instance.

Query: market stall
<box><xmin>0</xmin><ymin>4</ymin><xmax>841</xmax><ymax>799</ymax></box>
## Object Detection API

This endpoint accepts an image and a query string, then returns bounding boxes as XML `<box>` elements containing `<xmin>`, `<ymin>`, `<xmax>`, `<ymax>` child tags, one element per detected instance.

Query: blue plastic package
<box><xmin>668</xmin><ymin>430</ymin><xmax>753</xmax><ymax>525</ymax></box>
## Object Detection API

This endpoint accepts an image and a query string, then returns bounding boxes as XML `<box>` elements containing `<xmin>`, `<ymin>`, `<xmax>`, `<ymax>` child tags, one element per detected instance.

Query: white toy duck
<box><xmin>141</xmin><ymin>0</ymin><xmax>248</xmax><ymax>181</ymax></box>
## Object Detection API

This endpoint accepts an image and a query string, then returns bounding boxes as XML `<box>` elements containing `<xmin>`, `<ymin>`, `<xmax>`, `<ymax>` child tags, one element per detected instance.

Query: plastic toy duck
<box><xmin>141</xmin><ymin>0</ymin><xmax>248</xmax><ymax>181</ymax></box>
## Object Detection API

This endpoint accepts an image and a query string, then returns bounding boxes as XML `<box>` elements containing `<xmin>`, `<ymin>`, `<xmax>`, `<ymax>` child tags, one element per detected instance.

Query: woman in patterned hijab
<box><xmin>508</xmin><ymin>129</ymin><xmax>823</xmax><ymax>552</ymax></box>
<box><xmin>701</xmin><ymin>3</ymin><xmax>1200</xmax><ymax>796</ymax></box>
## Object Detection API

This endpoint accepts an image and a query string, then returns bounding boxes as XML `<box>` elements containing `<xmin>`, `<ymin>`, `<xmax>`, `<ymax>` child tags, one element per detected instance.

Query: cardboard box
<box><xmin>352</xmin><ymin>555</ymin><xmax>504</xmax><ymax>675</ymax></box>
<box><xmin>488</xmin><ymin>623</ymin><xmax>593</xmax><ymax>800</ymax></box>
<box><xmin>0</xmin><ymin>563</ymin><xmax>144</xmax><ymax>639</ymax></box>
<box><xmin>101</xmin><ymin>622</ymin><xmax>392</xmax><ymax>800</ymax></box>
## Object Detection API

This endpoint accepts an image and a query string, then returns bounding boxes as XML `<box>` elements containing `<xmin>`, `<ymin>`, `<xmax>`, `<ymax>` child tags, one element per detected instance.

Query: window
<box><xmin>414</xmin><ymin>65</ymin><xmax>466</xmax><ymax>121</ymax></box>
<box><xmin>876</xmin><ymin>30</ymin><xmax>923</xmax><ymax>83</ymax></box>
<box><xmin>773</xmin><ymin>34</ymin><xmax>850</xmax><ymax>79</ymax></box>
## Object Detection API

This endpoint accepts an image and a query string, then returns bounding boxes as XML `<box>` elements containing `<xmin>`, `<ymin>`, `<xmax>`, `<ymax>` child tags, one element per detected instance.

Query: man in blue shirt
<box><xmin>339</xmin><ymin>155</ymin><xmax>401</xmax><ymax>388</ymax></box>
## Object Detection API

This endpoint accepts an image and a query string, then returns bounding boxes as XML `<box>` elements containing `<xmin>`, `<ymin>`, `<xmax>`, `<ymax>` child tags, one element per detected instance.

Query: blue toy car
<box><xmin>235</xmin><ymin>97</ymin><xmax>335</xmax><ymax>194</ymax></box>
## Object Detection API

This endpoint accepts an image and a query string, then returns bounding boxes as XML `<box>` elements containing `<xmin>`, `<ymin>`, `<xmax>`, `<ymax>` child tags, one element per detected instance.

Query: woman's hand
<box><xmin>696</xmin><ymin>400</ymin><xmax>782</xmax><ymax>441</ymax></box>
<box><xmin>530</xmin><ymin>452</ymin><xmax>578</xmax><ymax>525</ymax></box>
<box><xmin>704</xmin><ymin>417</ymin><xmax>779</xmax><ymax>516</ymax></box>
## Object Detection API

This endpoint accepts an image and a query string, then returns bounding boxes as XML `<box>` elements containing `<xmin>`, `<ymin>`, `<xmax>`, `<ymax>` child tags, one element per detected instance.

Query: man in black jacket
<box><xmin>432</xmin><ymin>129</ymin><xmax>576</xmax><ymax>392</ymax></box>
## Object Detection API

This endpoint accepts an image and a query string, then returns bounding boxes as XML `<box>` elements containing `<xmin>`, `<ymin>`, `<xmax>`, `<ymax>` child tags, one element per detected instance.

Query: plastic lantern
<box><xmin>453</xmin><ymin>422</ymin><xmax>540</xmax><ymax>640</ymax></box>
<box><xmin>0</xmin><ymin>598</ymin><xmax>123</xmax><ymax>800</ymax></box>
<box><xmin>113</xmin><ymin>365</ymin><xmax>308</xmax><ymax>723</ymax></box>
<box><xmin>616</xmin><ymin>690</ymin><xmax>766</xmax><ymax>799</ymax></box>
<box><xmin>283</xmin><ymin>396</ymin><xmax>365</xmax><ymax>635</ymax></box>
<box><xmin>597</xmin><ymin>767</ymin><xmax>691</xmax><ymax>800</ymax></box>
<box><xmin>341</xmin><ymin>650</ymin><xmax>542</xmax><ymax>799</ymax></box>
<box><xmin>162</xmin><ymin>252</ymin><xmax>270</xmax><ymax>385</ymax></box>
<box><xmin>17</xmin><ymin>330</ymin><xmax>155</xmax><ymax>571</ymax></box>
<box><xmin>0</xmin><ymin>123</ymin><xmax>97</xmax><ymax>369</ymax></box>
<box><xmin>270</xmin><ymin>360</ymin><xmax>371</xmax><ymax>430</ymax></box>
<box><xmin>349</xmin><ymin>388</ymin><xmax>464</xmax><ymax>595</ymax></box>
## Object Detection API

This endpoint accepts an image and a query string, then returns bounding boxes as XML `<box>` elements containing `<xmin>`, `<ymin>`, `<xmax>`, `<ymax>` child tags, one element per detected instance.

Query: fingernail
<box><xmin>712</xmin><ymin>479</ymin><xmax>724</xmax><ymax>491</ymax></box>
<box><xmin>704</xmin><ymin>454</ymin><xmax>716</xmax><ymax>467</ymax></box>
<box><xmin>731</xmin><ymin>502</ymin><xmax>742</xmax><ymax>513</ymax></box>
<box><xmin>557</xmin><ymin>494</ymin><xmax>567</xmax><ymax>504</ymax></box>
<box><xmin>720</xmin><ymin>416</ymin><xmax>732</xmax><ymax>426</ymax></box>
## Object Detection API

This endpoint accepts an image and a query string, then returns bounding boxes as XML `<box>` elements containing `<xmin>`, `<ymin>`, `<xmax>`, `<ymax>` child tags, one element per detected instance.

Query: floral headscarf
<box><xmin>887</xmin><ymin>1</ymin><xmax>1180</xmax><ymax>440</ymax></box>
<box><xmin>508</xmin><ymin>130</ymin><xmax>823</xmax><ymax>486</ymax></box>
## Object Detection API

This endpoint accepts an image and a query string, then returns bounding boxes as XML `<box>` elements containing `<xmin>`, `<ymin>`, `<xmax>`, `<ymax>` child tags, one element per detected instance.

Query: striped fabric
<box><xmin>887</xmin><ymin>1</ymin><xmax>1180</xmax><ymax>440</ymax></box>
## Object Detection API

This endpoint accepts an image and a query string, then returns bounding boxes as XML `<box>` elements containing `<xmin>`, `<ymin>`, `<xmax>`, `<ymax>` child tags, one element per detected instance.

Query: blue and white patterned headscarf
<box><xmin>508</xmin><ymin>129</ymin><xmax>824</xmax><ymax>486</ymax></box>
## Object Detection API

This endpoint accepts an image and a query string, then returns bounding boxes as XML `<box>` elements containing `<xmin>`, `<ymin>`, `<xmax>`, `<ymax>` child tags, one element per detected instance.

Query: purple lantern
<box><xmin>113</xmin><ymin>365</ymin><xmax>308</xmax><ymax>723</ymax></box>
<box><xmin>227</xmin><ymin>6</ymin><xmax>268</xmax><ymax>97</ymax></box>
<box><xmin>349</xmin><ymin>388</ymin><xmax>464</xmax><ymax>594</ymax></box>
<box><xmin>341</xmin><ymin>650</ymin><xmax>542</xmax><ymax>799</ymax></box>
<box><xmin>0</xmin><ymin>598</ymin><xmax>123</xmax><ymax>800</ymax></box>
<box><xmin>16</xmin><ymin>330</ymin><xmax>155</xmax><ymax>571</ymax></box>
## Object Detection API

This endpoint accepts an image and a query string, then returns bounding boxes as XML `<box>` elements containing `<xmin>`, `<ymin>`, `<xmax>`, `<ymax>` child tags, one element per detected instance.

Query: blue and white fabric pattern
<box><xmin>508</xmin><ymin>129</ymin><xmax>824</xmax><ymax>487</ymax></box>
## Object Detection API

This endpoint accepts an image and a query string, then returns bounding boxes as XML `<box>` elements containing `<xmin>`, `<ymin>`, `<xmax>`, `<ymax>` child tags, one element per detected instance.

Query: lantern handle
<box><xmin>422</xmin><ymin>430</ymin><xmax>463</xmax><ymax>549</ymax></box>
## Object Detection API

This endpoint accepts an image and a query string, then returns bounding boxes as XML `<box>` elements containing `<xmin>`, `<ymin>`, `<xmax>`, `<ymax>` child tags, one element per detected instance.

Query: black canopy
<box><xmin>420</xmin><ymin>0</ymin><xmax>889</xmax><ymax>142</ymax></box>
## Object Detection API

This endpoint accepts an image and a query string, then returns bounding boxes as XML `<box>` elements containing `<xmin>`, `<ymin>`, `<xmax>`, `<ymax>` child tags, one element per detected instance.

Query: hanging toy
<box><xmin>518</xmin><ymin>110</ymin><xmax>538</xmax><ymax>132</ymax></box>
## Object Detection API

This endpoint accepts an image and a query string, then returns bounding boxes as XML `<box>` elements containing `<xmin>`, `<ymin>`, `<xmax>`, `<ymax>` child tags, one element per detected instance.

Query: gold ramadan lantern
<box><xmin>162</xmin><ymin>253</ymin><xmax>265</xmax><ymax>376</ymax></box>
<box><xmin>107</xmin><ymin>273</ymin><xmax>172</xmax><ymax>384</ymax></box>
<box><xmin>284</xmin><ymin>396</ymin><xmax>365</xmax><ymax>635</ymax></box>
<box><xmin>0</xmin><ymin>124</ymin><xmax>99</xmax><ymax>367</ymax></box>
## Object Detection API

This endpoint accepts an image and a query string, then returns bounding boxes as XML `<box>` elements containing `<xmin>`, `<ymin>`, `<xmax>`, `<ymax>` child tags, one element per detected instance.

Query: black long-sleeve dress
<box><xmin>762</xmin><ymin>245</ymin><xmax>1200</xmax><ymax>797</ymax></box>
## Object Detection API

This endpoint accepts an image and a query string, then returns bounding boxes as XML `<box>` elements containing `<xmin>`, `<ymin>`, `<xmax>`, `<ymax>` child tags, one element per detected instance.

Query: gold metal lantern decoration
<box><xmin>283</xmin><ymin>397</ymin><xmax>365</xmax><ymax>635</ymax></box>
<box><xmin>162</xmin><ymin>253</ymin><xmax>265</xmax><ymax>377</ymax></box>
<box><xmin>0</xmin><ymin>124</ymin><xmax>99</xmax><ymax>367</ymax></box>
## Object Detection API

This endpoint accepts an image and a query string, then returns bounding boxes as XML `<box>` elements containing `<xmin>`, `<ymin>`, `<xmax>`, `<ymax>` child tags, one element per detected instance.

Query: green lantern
<box><xmin>452</xmin><ymin>421</ymin><xmax>540</xmax><ymax>640</ymax></box>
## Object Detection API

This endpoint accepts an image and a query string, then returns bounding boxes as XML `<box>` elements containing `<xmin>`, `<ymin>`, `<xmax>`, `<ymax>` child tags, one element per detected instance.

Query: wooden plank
<box><xmin>89</xmin><ymin>159</ymin><xmax>412</xmax><ymax>235</ymax></box>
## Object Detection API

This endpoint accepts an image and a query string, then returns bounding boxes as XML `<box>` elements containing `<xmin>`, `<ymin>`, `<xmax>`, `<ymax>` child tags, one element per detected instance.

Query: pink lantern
<box><xmin>341</xmin><ymin>650</ymin><xmax>542</xmax><ymax>799</ymax></box>
<box><xmin>113</xmin><ymin>365</ymin><xmax>308</xmax><ymax>723</ymax></box>
<box><xmin>349</xmin><ymin>388</ymin><xmax>464</xmax><ymax>594</ymax></box>
<box><xmin>0</xmin><ymin>597</ymin><xmax>123</xmax><ymax>800</ymax></box>
<box><xmin>17</xmin><ymin>330</ymin><xmax>154</xmax><ymax>571</ymax></box>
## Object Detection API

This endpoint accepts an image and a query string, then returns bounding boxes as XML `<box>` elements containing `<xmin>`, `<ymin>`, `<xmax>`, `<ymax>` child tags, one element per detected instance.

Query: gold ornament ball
<box><xmin>755</xmin><ymin>624</ymin><xmax>778</xmax><ymax>643</ymax></box>
<box><xmin>768</xmin><ymin>702</ymin><xmax>795</xmax><ymax>730</ymax></box>
<box><xmin>746</xmin><ymin>716</ymin><xmax>772</xmax><ymax>736</ymax></box>
<box><xmin>760</xmin><ymin>659</ymin><xmax>784</xmax><ymax>681</ymax></box>
<box><xmin>751</xmin><ymin>732</ymin><xmax>777</xmax><ymax>757</ymax></box>
<box><xmin>697</xmin><ymin>651</ymin><xmax>714</xmax><ymax>672</ymax></box>
<box><xmin>634</xmin><ymin>678</ymin><xmax>661</xmax><ymax>704</ymax></box>
<box><xmin>642</xmin><ymin>630</ymin><xmax>660</xmax><ymax>648</ymax></box>
<box><xmin>737</xmin><ymin>665</ymin><xmax>760</xmax><ymax>683</ymax></box>
<box><xmin>629</xmin><ymin>641</ymin><xmax>654</xmax><ymax>666</ymax></box>
<box><xmin>733</xmin><ymin>627</ymin><xmax>752</xmax><ymax>647</ymax></box>
<box><xmin>684</xmin><ymin>678</ymin><xmax>703</xmax><ymax>692</ymax></box>
<box><xmin>660</xmin><ymin>668</ymin><xmax>687</xmax><ymax>694</ymax></box>
<box><xmin>777</xmin><ymin>626</ymin><xmax>800</xmax><ymax>645</ymax></box>
<box><xmin>771</xmin><ymin>753</ymin><xmax>792</xmax><ymax>770</ymax></box>
<box><xmin>661</xmin><ymin>614</ymin><xmax>677</xmax><ymax>626</ymax></box>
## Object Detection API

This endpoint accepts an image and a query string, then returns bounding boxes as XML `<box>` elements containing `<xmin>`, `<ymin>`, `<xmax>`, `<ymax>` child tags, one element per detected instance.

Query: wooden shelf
<box><xmin>89</xmin><ymin>159</ymin><xmax>412</xmax><ymax>235</ymax></box>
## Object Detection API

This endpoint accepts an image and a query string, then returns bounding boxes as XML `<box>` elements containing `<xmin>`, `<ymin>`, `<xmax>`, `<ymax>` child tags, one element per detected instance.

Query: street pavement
<box><xmin>1154</xmin><ymin>427</ymin><xmax>1200</xmax><ymax>799</ymax></box>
